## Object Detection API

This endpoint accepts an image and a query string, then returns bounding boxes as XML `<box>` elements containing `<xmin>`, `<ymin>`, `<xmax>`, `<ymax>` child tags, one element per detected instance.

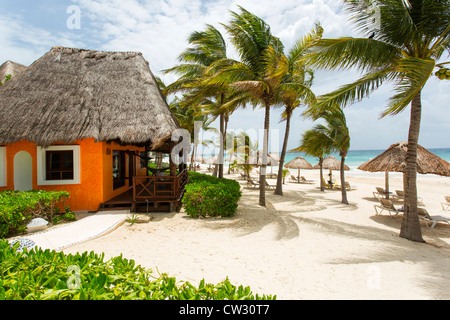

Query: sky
<box><xmin>0</xmin><ymin>0</ymin><xmax>449</xmax><ymax>152</ymax></box>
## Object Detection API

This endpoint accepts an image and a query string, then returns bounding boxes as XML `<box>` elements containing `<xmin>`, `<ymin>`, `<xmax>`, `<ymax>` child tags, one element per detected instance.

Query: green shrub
<box><xmin>0</xmin><ymin>239</ymin><xmax>275</xmax><ymax>300</ymax></box>
<box><xmin>0</xmin><ymin>190</ymin><xmax>70</xmax><ymax>238</ymax></box>
<box><xmin>183</xmin><ymin>172</ymin><xmax>242</xmax><ymax>218</ymax></box>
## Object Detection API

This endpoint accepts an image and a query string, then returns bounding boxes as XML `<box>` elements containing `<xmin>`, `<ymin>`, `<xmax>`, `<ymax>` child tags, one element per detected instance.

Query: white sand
<box><xmin>63</xmin><ymin>167</ymin><xmax>450</xmax><ymax>300</ymax></box>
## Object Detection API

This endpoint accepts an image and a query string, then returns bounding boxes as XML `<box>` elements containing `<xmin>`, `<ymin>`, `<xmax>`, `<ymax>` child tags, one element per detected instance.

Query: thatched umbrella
<box><xmin>314</xmin><ymin>156</ymin><xmax>349</xmax><ymax>183</ymax></box>
<box><xmin>0</xmin><ymin>46</ymin><xmax>179</xmax><ymax>153</ymax></box>
<box><xmin>358</xmin><ymin>142</ymin><xmax>450</xmax><ymax>198</ymax></box>
<box><xmin>285</xmin><ymin>156</ymin><xmax>313</xmax><ymax>182</ymax></box>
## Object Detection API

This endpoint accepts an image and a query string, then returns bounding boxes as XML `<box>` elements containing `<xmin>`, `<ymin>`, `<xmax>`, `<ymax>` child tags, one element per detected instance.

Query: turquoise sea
<box><xmin>283</xmin><ymin>148</ymin><xmax>450</xmax><ymax>171</ymax></box>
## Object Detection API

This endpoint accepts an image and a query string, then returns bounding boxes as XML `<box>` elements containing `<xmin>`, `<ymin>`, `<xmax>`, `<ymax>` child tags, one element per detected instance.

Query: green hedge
<box><xmin>0</xmin><ymin>239</ymin><xmax>275</xmax><ymax>300</ymax></box>
<box><xmin>0</xmin><ymin>190</ymin><xmax>71</xmax><ymax>238</ymax></box>
<box><xmin>183</xmin><ymin>172</ymin><xmax>242</xmax><ymax>218</ymax></box>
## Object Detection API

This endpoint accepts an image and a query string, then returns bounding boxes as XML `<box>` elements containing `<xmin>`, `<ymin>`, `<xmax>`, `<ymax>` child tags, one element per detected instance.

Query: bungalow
<box><xmin>0</xmin><ymin>47</ymin><xmax>186</xmax><ymax>212</ymax></box>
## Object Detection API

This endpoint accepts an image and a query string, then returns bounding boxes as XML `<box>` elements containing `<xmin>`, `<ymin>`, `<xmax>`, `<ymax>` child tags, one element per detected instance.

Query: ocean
<box><xmin>283</xmin><ymin>148</ymin><xmax>450</xmax><ymax>172</ymax></box>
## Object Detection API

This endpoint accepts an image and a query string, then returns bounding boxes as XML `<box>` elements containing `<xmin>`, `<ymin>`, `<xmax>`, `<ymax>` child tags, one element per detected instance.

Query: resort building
<box><xmin>0</xmin><ymin>47</ymin><xmax>186</xmax><ymax>212</ymax></box>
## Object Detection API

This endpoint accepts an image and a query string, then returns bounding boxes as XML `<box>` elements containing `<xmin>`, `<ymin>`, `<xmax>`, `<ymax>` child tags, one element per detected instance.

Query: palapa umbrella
<box><xmin>358</xmin><ymin>142</ymin><xmax>450</xmax><ymax>198</ymax></box>
<box><xmin>314</xmin><ymin>156</ymin><xmax>349</xmax><ymax>185</ymax></box>
<box><xmin>284</xmin><ymin>156</ymin><xmax>313</xmax><ymax>182</ymax></box>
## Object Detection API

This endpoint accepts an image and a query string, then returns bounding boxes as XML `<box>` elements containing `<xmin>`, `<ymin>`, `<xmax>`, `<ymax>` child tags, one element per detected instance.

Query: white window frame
<box><xmin>0</xmin><ymin>146</ymin><xmax>6</xmax><ymax>187</ymax></box>
<box><xmin>37</xmin><ymin>145</ymin><xmax>81</xmax><ymax>185</ymax></box>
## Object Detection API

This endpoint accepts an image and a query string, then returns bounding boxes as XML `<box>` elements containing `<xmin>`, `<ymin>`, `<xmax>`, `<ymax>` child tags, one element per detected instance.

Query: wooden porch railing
<box><xmin>132</xmin><ymin>169</ymin><xmax>188</xmax><ymax>203</ymax></box>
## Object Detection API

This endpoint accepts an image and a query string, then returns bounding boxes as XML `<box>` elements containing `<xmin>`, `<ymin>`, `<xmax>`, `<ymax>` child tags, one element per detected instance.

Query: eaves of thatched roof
<box><xmin>0</xmin><ymin>47</ymin><xmax>179</xmax><ymax>152</ymax></box>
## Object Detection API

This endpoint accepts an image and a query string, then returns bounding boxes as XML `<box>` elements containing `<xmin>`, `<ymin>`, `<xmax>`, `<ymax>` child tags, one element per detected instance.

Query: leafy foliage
<box><xmin>183</xmin><ymin>172</ymin><xmax>242</xmax><ymax>218</ymax></box>
<box><xmin>0</xmin><ymin>190</ymin><xmax>70</xmax><ymax>238</ymax></box>
<box><xmin>0</xmin><ymin>239</ymin><xmax>274</xmax><ymax>300</ymax></box>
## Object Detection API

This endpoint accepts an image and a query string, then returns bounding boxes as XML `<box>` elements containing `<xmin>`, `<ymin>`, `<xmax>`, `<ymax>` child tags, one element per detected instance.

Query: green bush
<box><xmin>0</xmin><ymin>190</ymin><xmax>70</xmax><ymax>238</ymax></box>
<box><xmin>183</xmin><ymin>172</ymin><xmax>242</xmax><ymax>218</ymax></box>
<box><xmin>0</xmin><ymin>239</ymin><xmax>275</xmax><ymax>300</ymax></box>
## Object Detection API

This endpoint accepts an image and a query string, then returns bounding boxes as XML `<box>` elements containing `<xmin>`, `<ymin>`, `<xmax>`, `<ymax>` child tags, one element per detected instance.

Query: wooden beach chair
<box><xmin>289</xmin><ymin>175</ymin><xmax>298</xmax><ymax>183</ymax></box>
<box><xmin>418</xmin><ymin>207</ymin><xmax>450</xmax><ymax>229</ymax></box>
<box><xmin>265</xmin><ymin>181</ymin><xmax>275</xmax><ymax>189</ymax></box>
<box><xmin>441</xmin><ymin>196</ymin><xmax>450</xmax><ymax>212</ymax></box>
<box><xmin>300</xmin><ymin>176</ymin><xmax>314</xmax><ymax>184</ymax></box>
<box><xmin>373</xmin><ymin>187</ymin><xmax>391</xmax><ymax>199</ymax></box>
<box><xmin>246</xmin><ymin>178</ymin><xmax>259</xmax><ymax>189</ymax></box>
<box><xmin>393</xmin><ymin>190</ymin><xmax>424</xmax><ymax>204</ymax></box>
<box><xmin>374</xmin><ymin>198</ymin><xmax>401</xmax><ymax>216</ymax></box>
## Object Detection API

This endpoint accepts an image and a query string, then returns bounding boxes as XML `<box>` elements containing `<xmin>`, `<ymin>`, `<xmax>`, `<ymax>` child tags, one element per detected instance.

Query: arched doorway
<box><xmin>14</xmin><ymin>151</ymin><xmax>33</xmax><ymax>191</ymax></box>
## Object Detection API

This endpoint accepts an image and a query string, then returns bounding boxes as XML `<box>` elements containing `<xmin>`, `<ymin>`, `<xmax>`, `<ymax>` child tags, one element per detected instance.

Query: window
<box><xmin>0</xmin><ymin>146</ymin><xmax>6</xmax><ymax>187</ymax></box>
<box><xmin>46</xmin><ymin>150</ymin><xmax>74</xmax><ymax>180</ymax></box>
<box><xmin>112</xmin><ymin>150</ymin><xmax>126</xmax><ymax>189</ymax></box>
<box><xmin>37</xmin><ymin>145</ymin><xmax>80</xmax><ymax>185</ymax></box>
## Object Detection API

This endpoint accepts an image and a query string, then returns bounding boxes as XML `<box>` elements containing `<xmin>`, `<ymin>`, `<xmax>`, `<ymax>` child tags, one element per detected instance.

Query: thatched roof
<box><xmin>358</xmin><ymin>142</ymin><xmax>450</xmax><ymax>176</ymax></box>
<box><xmin>0</xmin><ymin>47</ymin><xmax>179</xmax><ymax>152</ymax></box>
<box><xmin>0</xmin><ymin>60</ymin><xmax>26</xmax><ymax>81</ymax></box>
<box><xmin>314</xmin><ymin>156</ymin><xmax>350</xmax><ymax>170</ymax></box>
<box><xmin>284</xmin><ymin>156</ymin><xmax>313</xmax><ymax>169</ymax></box>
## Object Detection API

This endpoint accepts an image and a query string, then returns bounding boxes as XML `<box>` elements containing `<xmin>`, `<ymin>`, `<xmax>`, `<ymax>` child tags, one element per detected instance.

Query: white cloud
<box><xmin>1</xmin><ymin>0</ymin><xmax>449</xmax><ymax>150</ymax></box>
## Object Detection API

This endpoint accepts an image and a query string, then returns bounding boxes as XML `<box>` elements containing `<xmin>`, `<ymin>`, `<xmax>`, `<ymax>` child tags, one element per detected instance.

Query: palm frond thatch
<box><xmin>0</xmin><ymin>47</ymin><xmax>179</xmax><ymax>152</ymax></box>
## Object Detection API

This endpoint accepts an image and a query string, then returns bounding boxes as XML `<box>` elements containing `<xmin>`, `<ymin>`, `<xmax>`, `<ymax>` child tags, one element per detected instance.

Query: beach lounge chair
<box><xmin>289</xmin><ymin>175</ymin><xmax>298</xmax><ymax>183</ymax></box>
<box><xmin>374</xmin><ymin>198</ymin><xmax>401</xmax><ymax>216</ymax></box>
<box><xmin>373</xmin><ymin>187</ymin><xmax>391</xmax><ymax>199</ymax></box>
<box><xmin>300</xmin><ymin>176</ymin><xmax>314</xmax><ymax>184</ymax></box>
<box><xmin>322</xmin><ymin>178</ymin><xmax>339</xmax><ymax>189</ymax></box>
<box><xmin>337</xmin><ymin>181</ymin><xmax>355</xmax><ymax>191</ymax></box>
<box><xmin>393</xmin><ymin>190</ymin><xmax>423</xmax><ymax>204</ymax></box>
<box><xmin>246</xmin><ymin>178</ymin><xmax>259</xmax><ymax>189</ymax></box>
<box><xmin>441</xmin><ymin>196</ymin><xmax>450</xmax><ymax>212</ymax></box>
<box><xmin>265</xmin><ymin>181</ymin><xmax>275</xmax><ymax>189</ymax></box>
<box><xmin>418</xmin><ymin>207</ymin><xmax>450</xmax><ymax>229</ymax></box>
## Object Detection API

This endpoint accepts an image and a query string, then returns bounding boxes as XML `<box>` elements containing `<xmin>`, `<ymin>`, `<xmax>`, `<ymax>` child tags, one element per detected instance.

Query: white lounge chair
<box><xmin>441</xmin><ymin>196</ymin><xmax>450</xmax><ymax>212</ymax></box>
<box><xmin>418</xmin><ymin>207</ymin><xmax>450</xmax><ymax>229</ymax></box>
<box><xmin>374</xmin><ymin>198</ymin><xmax>401</xmax><ymax>216</ymax></box>
<box><xmin>246</xmin><ymin>178</ymin><xmax>259</xmax><ymax>189</ymax></box>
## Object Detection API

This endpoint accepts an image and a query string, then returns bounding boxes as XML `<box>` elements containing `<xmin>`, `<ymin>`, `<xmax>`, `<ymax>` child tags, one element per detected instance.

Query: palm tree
<box><xmin>306</xmin><ymin>104</ymin><xmax>351</xmax><ymax>203</ymax></box>
<box><xmin>303</xmin><ymin>0</ymin><xmax>449</xmax><ymax>242</ymax></box>
<box><xmin>291</xmin><ymin>126</ymin><xmax>333</xmax><ymax>192</ymax></box>
<box><xmin>273</xmin><ymin>24</ymin><xmax>322</xmax><ymax>195</ymax></box>
<box><xmin>213</xmin><ymin>6</ymin><xmax>284</xmax><ymax>206</ymax></box>
<box><xmin>163</xmin><ymin>24</ymin><xmax>236</xmax><ymax>178</ymax></box>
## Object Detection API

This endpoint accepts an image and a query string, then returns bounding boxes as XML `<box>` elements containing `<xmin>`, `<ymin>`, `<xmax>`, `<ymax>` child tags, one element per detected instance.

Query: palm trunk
<box><xmin>340</xmin><ymin>151</ymin><xmax>348</xmax><ymax>204</ymax></box>
<box><xmin>319</xmin><ymin>157</ymin><xmax>324</xmax><ymax>192</ymax></box>
<box><xmin>218</xmin><ymin>113</ymin><xmax>224</xmax><ymax>179</ymax></box>
<box><xmin>399</xmin><ymin>92</ymin><xmax>425</xmax><ymax>243</ymax></box>
<box><xmin>275</xmin><ymin>109</ymin><xmax>291</xmax><ymax>195</ymax></box>
<box><xmin>259</xmin><ymin>102</ymin><xmax>270</xmax><ymax>207</ymax></box>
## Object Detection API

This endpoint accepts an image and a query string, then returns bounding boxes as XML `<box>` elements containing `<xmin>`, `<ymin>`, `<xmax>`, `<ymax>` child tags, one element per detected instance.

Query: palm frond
<box><xmin>382</xmin><ymin>56</ymin><xmax>435</xmax><ymax>116</ymax></box>
<box><xmin>304</xmin><ymin>37</ymin><xmax>401</xmax><ymax>72</ymax></box>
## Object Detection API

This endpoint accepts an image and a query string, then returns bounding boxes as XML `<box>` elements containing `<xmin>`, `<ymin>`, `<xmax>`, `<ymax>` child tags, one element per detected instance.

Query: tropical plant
<box><xmin>212</xmin><ymin>6</ymin><xmax>284</xmax><ymax>206</ymax></box>
<box><xmin>305</xmin><ymin>104</ymin><xmax>351</xmax><ymax>204</ymax></box>
<box><xmin>291</xmin><ymin>125</ymin><xmax>334</xmax><ymax>192</ymax></box>
<box><xmin>163</xmin><ymin>25</ymin><xmax>246</xmax><ymax>178</ymax></box>
<box><xmin>303</xmin><ymin>0</ymin><xmax>449</xmax><ymax>242</ymax></box>
<box><xmin>273</xmin><ymin>24</ymin><xmax>322</xmax><ymax>195</ymax></box>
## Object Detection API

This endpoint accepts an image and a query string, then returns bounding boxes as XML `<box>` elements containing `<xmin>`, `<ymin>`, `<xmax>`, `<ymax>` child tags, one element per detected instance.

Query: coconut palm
<box><xmin>304</xmin><ymin>0</ymin><xmax>449</xmax><ymax>242</ymax></box>
<box><xmin>273</xmin><ymin>24</ymin><xmax>322</xmax><ymax>195</ymax></box>
<box><xmin>291</xmin><ymin>126</ymin><xmax>333</xmax><ymax>192</ymax></box>
<box><xmin>163</xmin><ymin>24</ymin><xmax>240</xmax><ymax>178</ymax></box>
<box><xmin>212</xmin><ymin>6</ymin><xmax>284</xmax><ymax>206</ymax></box>
<box><xmin>306</xmin><ymin>104</ymin><xmax>351</xmax><ymax>203</ymax></box>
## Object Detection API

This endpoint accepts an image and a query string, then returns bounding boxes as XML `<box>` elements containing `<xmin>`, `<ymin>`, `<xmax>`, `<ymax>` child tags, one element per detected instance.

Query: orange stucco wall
<box><xmin>0</xmin><ymin>139</ymin><xmax>145</xmax><ymax>211</ymax></box>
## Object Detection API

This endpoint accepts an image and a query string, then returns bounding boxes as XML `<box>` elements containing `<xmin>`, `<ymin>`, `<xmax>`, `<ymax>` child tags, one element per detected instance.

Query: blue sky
<box><xmin>0</xmin><ymin>0</ymin><xmax>449</xmax><ymax>151</ymax></box>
